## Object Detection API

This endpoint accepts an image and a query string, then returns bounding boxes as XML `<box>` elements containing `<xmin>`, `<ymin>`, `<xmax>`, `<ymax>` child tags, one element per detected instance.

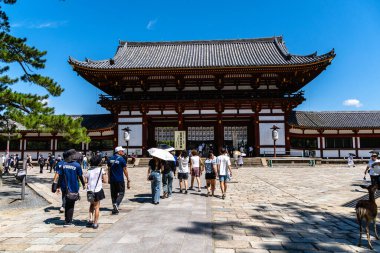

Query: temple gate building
<box><xmin>68</xmin><ymin>36</ymin><xmax>335</xmax><ymax>156</ymax></box>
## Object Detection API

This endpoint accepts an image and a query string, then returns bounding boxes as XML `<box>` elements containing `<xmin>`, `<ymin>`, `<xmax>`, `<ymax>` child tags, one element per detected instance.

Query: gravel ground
<box><xmin>0</xmin><ymin>174</ymin><xmax>48</xmax><ymax>211</ymax></box>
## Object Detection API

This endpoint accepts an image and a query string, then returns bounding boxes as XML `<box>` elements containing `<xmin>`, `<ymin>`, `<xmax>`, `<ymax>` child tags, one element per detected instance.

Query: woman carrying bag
<box><xmin>85</xmin><ymin>155</ymin><xmax>107</xmax><ymax>229</ymax></box>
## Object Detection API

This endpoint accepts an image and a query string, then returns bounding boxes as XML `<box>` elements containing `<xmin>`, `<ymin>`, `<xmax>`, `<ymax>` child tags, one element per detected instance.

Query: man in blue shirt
<box><xmin>108</xmin><ymin>146</ymin><xmax>131</xmax><ymax>214</ymax></box>
<box><xmin>53</xmin><ymin>149</ymin><xmax>85</xmax><ymax>226</ymax></box>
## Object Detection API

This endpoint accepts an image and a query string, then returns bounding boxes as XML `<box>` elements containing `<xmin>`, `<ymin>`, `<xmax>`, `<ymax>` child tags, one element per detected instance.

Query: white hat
<box><xmin>115</xmin><ymin>146</ymin><xmax>125</xmax><ymax>153</ymax></box>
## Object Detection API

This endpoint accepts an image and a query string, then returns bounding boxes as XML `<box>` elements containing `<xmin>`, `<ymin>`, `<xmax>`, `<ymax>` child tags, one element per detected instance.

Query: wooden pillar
<box><xmin>112</xmin><ymin>107</ymin><xmax>121</xmax><ymax>149</ymax></box>
<box><xmin>176</xmin><ymin>104</ymin><xmax>184</xmax><ymax>131</ymax></box>
<box><xmin>318</xmin><ymin>129</ymin><xmax>324</xmax><ymax>158</ymax></box>
<box><xmin>215</xmin><ymin>103</ymin><xmax>224</xmax><ymax>154</ymax></box>
<box><xmin>140</xmin><ymin>104</ymin><xmax>149</xmax><ymax>157</ymax></box>
<box><xmin>354</xmin><ymin>130</ymin><xmax>359</xmax><ymax>157</ymax></box>
<box><xmin>284</xmin><ymin>114</ymin><xmax>291</xmax><ymax>154</ymax></box>
<box><xmin>52</xmin><ymin>133</ymin><xmax>57</xmax><ymax>155</ymax></box>
<box><xmin>21</xmin><ymin>133</ymin><xmax>25</xmax><ymax>160</ymax></box>
<box><xmin>252</xmin><ymin>103</ymin><xmax>261</xmax><ymax>157</ymax></box>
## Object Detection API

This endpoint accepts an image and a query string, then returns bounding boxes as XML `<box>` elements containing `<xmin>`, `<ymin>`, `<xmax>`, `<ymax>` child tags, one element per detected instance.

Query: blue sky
<box><xmin>5</xmin><ymin>0</ymin><xmax>380</xmax><ymax>114</ymax></box>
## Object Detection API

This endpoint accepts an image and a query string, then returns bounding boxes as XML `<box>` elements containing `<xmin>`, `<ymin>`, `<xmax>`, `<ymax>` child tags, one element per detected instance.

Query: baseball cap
<box><xmin>115</xmin><ymin>146</ymin><xmax>125</xmax><ymax>153</ymax></box>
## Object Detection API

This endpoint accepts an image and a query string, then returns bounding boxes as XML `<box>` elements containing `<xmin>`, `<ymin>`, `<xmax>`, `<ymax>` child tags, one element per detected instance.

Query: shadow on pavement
<box><xmin>129</xmin><ymin>193</ymin><xmax>153</xmax><ymax>203</ymax></box>
<box><xmin>176</xmin><ymin>201</ymin><xmax>378</xmax><ymax>251</ymax></box>
<box><xmin>44</xmin><ymin>206</ymin><xmax>60</xmax><ymax>213</ymax></box>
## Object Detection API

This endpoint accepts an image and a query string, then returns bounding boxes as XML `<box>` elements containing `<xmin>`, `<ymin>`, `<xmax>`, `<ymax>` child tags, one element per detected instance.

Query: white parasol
<box><xmin>148</xmin><ymin>148</ymin><xmax>175</xmax><ymax>161</ymax></box>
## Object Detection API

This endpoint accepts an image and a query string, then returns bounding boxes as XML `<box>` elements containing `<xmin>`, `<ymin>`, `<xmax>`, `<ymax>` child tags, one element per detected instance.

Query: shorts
<box><xmin>94</xmin><ymin>188</ymin><xmax>105</xmax><ymax>202</ymax></box>
<box><xmin>178</xmin><ymin>172</ymin><xmax>189</xmax><ymax>180</ymax></box>
<box><xmin>219</xmin><ymin>175</ymin><xmax>228</xmax><ymax>182</ymax></box>
<box><xmin>191</xmin><ymin>167</ymin><xmax>200</xmax><ymax>177</ymax></box>
<box><xmin>205</xmin><ymin>173</ymin><xmax>216</xmax><ymax>180</ymax></box>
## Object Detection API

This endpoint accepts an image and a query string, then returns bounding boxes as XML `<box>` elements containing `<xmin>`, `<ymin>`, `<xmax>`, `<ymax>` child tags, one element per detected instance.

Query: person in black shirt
<box><xmin>162</xmin><ymin>160</ymin><xmax>176</xmax><ymax>198</ymax></box>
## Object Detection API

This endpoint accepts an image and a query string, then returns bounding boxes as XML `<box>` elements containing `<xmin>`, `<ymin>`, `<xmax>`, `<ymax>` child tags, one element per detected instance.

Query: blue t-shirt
<box><xmin>58</xmin><ymin>161</ymin><xmax>83</xmax><ymax>193</ymax></box>
<box><xmin>108</xmin><ymin>154</ymin><xmax>127</xmax><ymax>183</ymax></box>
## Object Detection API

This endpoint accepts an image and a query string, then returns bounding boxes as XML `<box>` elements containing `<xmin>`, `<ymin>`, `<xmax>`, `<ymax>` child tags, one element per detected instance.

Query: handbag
<box><xmin>87</xmin><ymin>168</ymin><xmax>102</xmax><ymax>203</ymax></box>
<box><xmin>63</xmin><ymin>168</ymin><xmax>80</xmax><ymax>201</ymax></box>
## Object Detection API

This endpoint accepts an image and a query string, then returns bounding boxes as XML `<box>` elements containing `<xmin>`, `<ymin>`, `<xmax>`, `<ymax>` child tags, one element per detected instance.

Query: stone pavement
<box><xmin>0</xmin><ymin>163</ymin><xmax>378</xmax><ymax>252</ymax></box>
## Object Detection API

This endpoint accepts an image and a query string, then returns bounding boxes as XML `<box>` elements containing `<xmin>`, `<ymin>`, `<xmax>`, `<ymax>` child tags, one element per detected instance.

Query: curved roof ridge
<box><xmin>118</xmin><ymin>36</ymin><xmax>282</xmax><ymax>47</ymax></box>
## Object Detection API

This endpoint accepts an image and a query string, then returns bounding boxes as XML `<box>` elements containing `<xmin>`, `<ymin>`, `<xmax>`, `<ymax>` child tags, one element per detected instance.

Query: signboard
<box><xmin>175</xmin><ymin>131</ymin><xmax>186</xmax><ymax>150</ymax></box>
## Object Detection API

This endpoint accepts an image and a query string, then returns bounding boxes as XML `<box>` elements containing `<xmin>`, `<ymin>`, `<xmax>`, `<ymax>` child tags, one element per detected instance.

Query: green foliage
<box><xmin>0</xmin><ymin>0</ymin><xmax>89</xmax><ymax>144</ymax></box>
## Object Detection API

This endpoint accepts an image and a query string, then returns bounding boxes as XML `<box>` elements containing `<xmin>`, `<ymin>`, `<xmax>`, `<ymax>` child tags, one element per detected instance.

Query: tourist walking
<box><xmin>48</xmin><ymin>153</ymin><xmax>56</xmax><ymax>173</ymax></box>
<box><xmin>53</xmin><ymin>149</ymin><xmax>85</xmax><ymax>226</ymax></box>
<box><xmin>26</xmin><ymin>154</ymin><xmax>33</xmax><ymax>170</ymax></box>
<box><xmin>108</xmin><ymin>146</ymin><xmax>131</xmax><ymax>215</ymax></box>
<box><xmin>162</xmin><ymin>159</ymin><xmax>176</xmax><ymax>198</ymax></box>
<box><xmin>347</xmin><ymin>153</ymin><xmax>355</xmax><ymax>168</ymax></box>
<box><xmin>217</xmin><ymin>148</ymin><xmax>232</xmax><ymax>199</ymax></box>
<box><xmin>364</xmin><ymin>153</ymin><xmax>380</xmax><ymax>186</ymax></box>
<box><xmin>237</xmin><ymin>155</ymin><xmax>243</xmax><ymax>168</ymax></box>
<box><xmin>189</xmin><ymin>150</ymin><xmax>204</xmax><ymax>192</ymax></box>
<box><xmin>85</xmin><ymin>155</ymin><xmax>107</xmax><ymax>229</ymax></box>
<box><xmin>38</xmin><ymin>155</ymin><xmax>45</xmax><ymax>173</ymax></box>
<box><xmin>178</xmin><ymin>150</ymin><xmax>189</xmax><ymax>194</ymax></box>
<box><xmin>147</xmin><ymin>156</ymin><xmax>162</xmax><ymax>205</ymax></box>
<box><xmin>204</xmin><ymin>152</ymin><xmax>218</xmax><ymax>197</ymax></box>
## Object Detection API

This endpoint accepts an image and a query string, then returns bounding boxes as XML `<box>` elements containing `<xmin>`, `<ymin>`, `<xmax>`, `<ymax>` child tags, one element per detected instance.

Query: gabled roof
<box><xmin>289</xmin><ymin>111</ymin><xmax>380</xmax><ymax>129</ymax></box>
<box><xmin>69</xmin><ymin>36</ymin><xmax>335</xmax><ymax>70</ymax></box>
<box><xmin>72</xmin><ymin>114</ymin><xmax>114</xmax><ymax>130</ymax></box>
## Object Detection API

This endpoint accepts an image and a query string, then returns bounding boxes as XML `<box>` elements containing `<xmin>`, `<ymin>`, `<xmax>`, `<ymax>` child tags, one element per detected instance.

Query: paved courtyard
<box><xmin>0</xmin><ymin>163</ymin><xmax>378</xmax><ymax>252</ymax></box>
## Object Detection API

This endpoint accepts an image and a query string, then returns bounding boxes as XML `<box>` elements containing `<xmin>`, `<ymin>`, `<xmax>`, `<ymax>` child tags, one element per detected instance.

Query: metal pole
<box><xmin>274</xmin><ymin>140</ymin><xmax>277</xmax><ymax>158</ymax></box>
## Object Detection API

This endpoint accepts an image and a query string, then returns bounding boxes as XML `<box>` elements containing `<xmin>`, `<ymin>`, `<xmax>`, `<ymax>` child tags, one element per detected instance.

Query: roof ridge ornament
<box><xmin>273</xmin><ymin>37</ymin><xmax>291</xmax><ymax>60</ymax></box>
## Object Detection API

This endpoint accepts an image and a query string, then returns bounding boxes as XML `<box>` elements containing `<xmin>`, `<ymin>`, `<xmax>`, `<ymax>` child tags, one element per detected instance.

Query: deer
<box><xmin>356</xmin><ymin>184</ymin><xmax>378</xmax><ymax>250</ymax></box>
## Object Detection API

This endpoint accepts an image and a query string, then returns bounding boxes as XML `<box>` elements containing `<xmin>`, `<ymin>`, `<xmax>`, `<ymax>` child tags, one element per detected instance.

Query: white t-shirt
<box><xmin>370</xmin><ymin>159</ymin><xmax>380</xmax><ymax>175</ymax></box>
<box><xmin>190</xmin><ymin>156</ymin><xmax>200</xmax><ymax>168</ymax></box>
<box><xmin>178</xmin><ymin>156</ymin><xmax>189</xmax><ymax>173</ymax></box>
<box><xmin>85</xmin><ymin>167</ymin><xmax>105</xmax><ymax>192</ymax></box>
<box><xmin>217</xmin><ymin>154</ymin><xmax>231</xmax><ymax>176</ymax></box>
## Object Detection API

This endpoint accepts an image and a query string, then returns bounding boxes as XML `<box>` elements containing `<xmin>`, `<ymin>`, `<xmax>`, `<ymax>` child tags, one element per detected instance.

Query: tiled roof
<box><xmin>289</xmin><ymin>111</ymin><xmax>380</xmax><ymax>129</ymax></box>
<box><xmin>69</xmin><ymin>36</ymin><xmax>335</xmax><ymax>70</ymax></box>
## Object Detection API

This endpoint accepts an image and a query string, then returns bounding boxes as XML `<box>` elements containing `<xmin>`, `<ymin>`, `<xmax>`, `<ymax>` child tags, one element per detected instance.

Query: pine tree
<box><xmin>0</xmin><ymin>0</ymin><xmax>90</xmax><ymax>144</ymax></box>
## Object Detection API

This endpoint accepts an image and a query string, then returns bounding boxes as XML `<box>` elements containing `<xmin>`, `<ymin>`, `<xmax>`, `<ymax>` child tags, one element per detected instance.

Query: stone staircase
<box><xmin>135</xmin><ymin>157</ymin><xmax>264</xmax><ymax>167</ymax></box>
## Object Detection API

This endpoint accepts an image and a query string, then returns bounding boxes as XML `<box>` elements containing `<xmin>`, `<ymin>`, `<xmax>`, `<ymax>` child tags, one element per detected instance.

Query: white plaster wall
<box><xmin>102</xmin><ymin>130</ymin><xmax>114</xmax><ymax>136</ymax></box>
<box><xmin>289</xmin><ymin>149</ymin><xmax>305</xmax><ymax>157</ymax></box>
<box><xmin>200</xmin><ymin>86</ymin><xmax>216</xmax><ymax>91</ymax></box>
<box><xmin>183</xmin><ymin>110</ymin><xmax>199</xmax><ymax>115</ymax></box>
<box><xmin>39</xmin><ymin>133</ymin><xmax>52</xmax><ymax>137</ymax></box>
<box><xmin>352</xmin><ymin>137</ymin><xmax>356</xmax><ymax>148</ymax></box>
<box><xmin>358</xmin><ymin>150</ymin><xmax>372</xmax><ymax>158</ymax></box>
<box><xmin>272</xmin><ymin>109</ymin><xmax>283</xmax><ymax>113</ymax></box>
<box><xmin>290</xmin><ymin>129</ymin><xmax>303</xmax><ymax>134</ymax></box>
<box><xmin>323</xmin><ymin>150</ymin><xmax>339</xmax><ymax>158</ymax></box>
<box><xmin>118</xmin><ymin>124</ymin><xmax>142</xmax><ymax>147</ymax></box>
<box><xmin>162</xmin><ymin>111</ymin><xmax>177</xmax><ymax>115</ymax></box>
<box><xmin>200</xmin><ymin>110</ymin><xmax>217</xmax><ymax>114</ymax></box>
<box><xmin>260</xmin><ymin>147</ymin><xmax>286</xmax><ymax>155</ymax></box>
<box><xmin>147</xmin><ymin>111</ymin><xmax>161</xmax><ymax>115</ymax></box>
<box><xmin>259</xmin><ymin>123</ymin><xmax>285</xmax><ymax>146</ymax></box>
<box><xmin>339</xmin><ymin>130</ymin><xmax>354</xmax><ymax>134</ymax></box>
<box><xmin>374</xmin><ymin>130</ymin><xmax>380</xmax><ymax>134</ymax></box>
<box><xmin>120</xmin><ymin>111</ymin><xmax>130</xmax><ymax>116</ymax></box>
<box><xmin>89</xmin><ymin>132</ymin><xmax>101</xmax><ymax>137</ymax></box>
<box><xmin>259</xmin><ymin>116</ymin><xmax>284</xmax><ymax>121</ymax></box>
<box><xmin>119</xmin><ymin>117</ymin><xmax>142</xmax><ymax>123</ymax></box>
<box><xmin>304</xmin><ymin>130</ymin><xmax>319</xmax><ymax>134</ymax></box>
<box><xmin>260</xmin><ymin>109</ymin><xmax>271</xmax><ymax>113</ymax></box>
<box><xmin>340</xmin><ymin>150</ymin><xmax>356</xmax><ymax>158</ymax></box>
<box><xmin>324</xmin><ymin>130</ymin><xmax>338</xmax><ymax>134</ymax></box>
<box><xmin>163</xmin><ymin>87</ymin><xmax>177</xmax><ymax>91</ymax></box>
<box><xmin>223</xmin><ymin>86</ymin><xmax>237</xmax><ymax>90</ymax></box>
<box><xmin>357</xmin><ymin>137</ymin><xmax>361</xmax><ymax>148</ymax></box>
<box><xmin>131</xmin><ymin>111</ymin><xmax>142</xmax><ymax>116</ymax></box>
<box><xmin>223</xmin><ymin>109</ymin><xmax>238</xmax><ymax>114</ymax></box>
<box><xmin>317</xmin><ymin>137</ymin><xmax>320</xmax><ymax>148</ymax></box>
<box><xmin>25</xmin><ymin>133</ymin><xmax>38</xmax><ymax>137</ymax></box>
<box><xmin>239</xmin><ymin>109</ymin><xmax>254</xmax><ymax>114</ymax></box>
<box><xmin>359</xmin><ymin>130</ymin><xmax>373</xmax><ymax>134</ymax></box>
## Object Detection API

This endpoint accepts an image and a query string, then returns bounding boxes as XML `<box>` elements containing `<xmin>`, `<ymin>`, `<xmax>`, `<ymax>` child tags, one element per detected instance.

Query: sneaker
<box><xmin>63</xmin><ymin>222</ymin><xmax>75</xmax><ymax>227</ymax></box>
<box><xmin>206</xmin><ymin>192</ymin><xmax>210</xmax><ymax>197</ymax></box>
<box><xmin>112</xmin><ymin>204</ymin><xmax>119</xmax><ymax>215</ymax></box>
<box><xmin>185</xmin><ymin>190</ymin><xmax>188</xmax><ymax>194</ymax></box>
<box><xmin>93</xmin><ymin>223</ymin><xmax>99</xmax><ymax>229</ymax></box>
<box><xmin>198</xmin><ymin>189</ymin><xmax>201</xmax><ymax>192</ymax></box>
<box><xmin>179</xmin><ymin>189</ymin><xmax>183</xmax><ymax>193</ymax></box>
<box><xmin>59</xmin><ymin>207</ymin><xmax>64</xmax><ymax>213</ymax></box>
<box><xmin>86</xmin><ymin>221</ymin><xmax>94</xmax><ymax>228</ymax></box>
<box><xmin>188</xmin><ymin>187</ymin><xmax>194</xmax><ymax>191</ymax></box>
<box><xmin>222</xmin><ymin>194</ymin><xmax>226</xmax><ymax>200</ymax></box>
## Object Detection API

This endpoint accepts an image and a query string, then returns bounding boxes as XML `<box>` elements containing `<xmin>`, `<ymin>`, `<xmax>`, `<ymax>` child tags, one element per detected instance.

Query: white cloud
<box><xmin>343</xmin><ymin>99</ymin><xmax>363</xmax><ymax>108</ymax></box>
<box><xmin>11</xmin><ymin>20</ymin><xmax>68</xmax><ymax>29</ymax></box>
<box><xmin>146</xmin><ymin>19</ymin><xmax>157</xmax><ymax>30</ymax></box>
<box><xmin>41</xmin><ymin>99</ymin><xmax>49</xmax><ymax>106</ymax></box>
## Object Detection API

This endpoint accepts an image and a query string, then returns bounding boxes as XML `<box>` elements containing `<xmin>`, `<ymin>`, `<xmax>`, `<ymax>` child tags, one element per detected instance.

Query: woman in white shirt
<box><xmin>178</xmin><ymin>150</ymin><xmax>190</xmax><ymax>194</ymax></box>
<box><xmin>85</xmin><ymin>155</ymin><xmax>107</xmax><ymax>229</ymax></box>
<box><xmin>190</xmin><ymin>150</ymin><xmax>204</xmax><ymax>192</ymax></box>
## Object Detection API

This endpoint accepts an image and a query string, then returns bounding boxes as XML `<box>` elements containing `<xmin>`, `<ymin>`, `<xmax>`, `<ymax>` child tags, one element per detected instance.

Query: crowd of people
<box><xmin>147</xmin><ymin>147</ymin><xmax>233</xmax><ymax>205</ymax></box>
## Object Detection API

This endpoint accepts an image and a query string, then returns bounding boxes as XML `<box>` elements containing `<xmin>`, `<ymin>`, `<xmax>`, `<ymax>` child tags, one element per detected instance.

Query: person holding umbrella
<box><xmin>347</xmin><ymin>153</ymin><xmax>355</xmax><ymax>168</ymax></box>
<box><xmin>147</xmin><ymin>148</ymin><xmax>175</xmax><ymax>204</ymax></box>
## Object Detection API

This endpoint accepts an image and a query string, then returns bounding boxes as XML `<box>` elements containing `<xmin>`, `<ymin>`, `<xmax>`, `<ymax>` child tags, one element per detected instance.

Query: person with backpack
<box><xmin>107</xmin><ymin>146</ymin><xmax>131</xmax><ymax>215</ymax></box>
<box><xmin>53</xmin><ymin>149</ymin><xmax>85</xmax><ymax>227</ymax></box>
<box><xmin>49</xmin><ymin>153</ymin><xmax>56</xmax><ymax>173</ymax></box>
<box><xmin>204</xmin><ymin>151</ymin><xmax>218</xmax><ymax>197</ymax></box>
<box><xmin>177</xmin><ymin>150</ymin><xmax>190</xmax><ymax>194</ymax></box>
<box><xmin>85</xmin><ymin>155</ymin><xmax>107</xmax><ymax>229</ymax></box>
<box><xmin>161</xmin><ymin>159</ymin><xmax>176</xmax><ymax>199</ymax></box>
<box><xmin>38</xmin><ymin>155</ymin><xmax>45</xmax><ymax>173</ymax></box>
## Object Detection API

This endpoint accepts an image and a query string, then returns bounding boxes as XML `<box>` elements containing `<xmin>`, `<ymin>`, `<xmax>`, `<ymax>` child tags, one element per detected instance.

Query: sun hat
<box><xmin>115</xmin><ymin>146</ymin><xmax>125</xmax><ymax>153</ymax></box>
